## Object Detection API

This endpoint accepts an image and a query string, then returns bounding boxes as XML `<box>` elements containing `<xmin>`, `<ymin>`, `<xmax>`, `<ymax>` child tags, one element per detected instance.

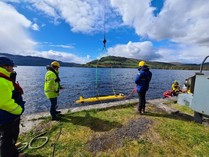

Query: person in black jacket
<box><xmin>135</xmin><ymin>61</ymin><xmax>152</xmax><ymax>114</ymax></box>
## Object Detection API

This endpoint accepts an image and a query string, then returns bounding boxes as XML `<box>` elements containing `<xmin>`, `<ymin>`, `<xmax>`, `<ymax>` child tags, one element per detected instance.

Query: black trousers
<box><xmin>49</xmin><ymin>97</ymin><xmax>58</xmax><ymax>118</ymax></box>
<box><xmin>137</xmin><ymin>91</ymin><xmax>146</xmax><ymax>112</ymax></box>
<box><xmin>0</xmin><ymin>117</ymin><xmax>20</xmax><ymax>157</ymax></box>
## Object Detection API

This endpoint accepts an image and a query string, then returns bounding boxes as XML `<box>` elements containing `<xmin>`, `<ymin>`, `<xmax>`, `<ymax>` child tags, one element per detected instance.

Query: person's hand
<box><xmin>19</xmin><ymin>101</ymin><xmax>25</xmax><ymax>114</ymax></box>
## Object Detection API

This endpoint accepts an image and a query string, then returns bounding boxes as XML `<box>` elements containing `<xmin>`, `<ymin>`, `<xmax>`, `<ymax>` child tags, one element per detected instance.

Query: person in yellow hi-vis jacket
<box><xmin>171</xmin><ymin>80</ymin><xmax>181</xmax><ymax>96</ymax></box>
<box><xmin>0</xmin><ymin>57</ymin><xmax>26</xmax><ymax>157</ymax></box>
<box><xmin>44</xmin><ymin>61</ymin><xmax>62</xmax><ymax>121</ymax></box>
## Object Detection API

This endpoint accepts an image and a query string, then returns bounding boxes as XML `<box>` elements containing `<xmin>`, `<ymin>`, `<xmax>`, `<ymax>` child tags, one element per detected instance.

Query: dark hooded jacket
<box><xmin>135</xmin><ymin>66</ymin><xmax>152</xmax><ymax>93</ymax></box>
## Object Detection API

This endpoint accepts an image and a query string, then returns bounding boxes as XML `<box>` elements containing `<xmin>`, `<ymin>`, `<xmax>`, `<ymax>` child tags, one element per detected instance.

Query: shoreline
<box><xmin>20</xmin><ymin>97</ymin><xmax>177</xmax><ymax>134</ymax></box>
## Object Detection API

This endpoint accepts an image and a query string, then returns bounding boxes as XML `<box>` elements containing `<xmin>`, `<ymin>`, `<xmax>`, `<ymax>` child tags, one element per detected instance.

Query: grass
<box><xmin>19</xmin><ymin>103</ymin><xmax>209</xmax><ymax>157</ymax></box>
<box><xmin>164</xmin><ymin>100</ymin><xmax>194</xmax><ymax>115</ymax></box>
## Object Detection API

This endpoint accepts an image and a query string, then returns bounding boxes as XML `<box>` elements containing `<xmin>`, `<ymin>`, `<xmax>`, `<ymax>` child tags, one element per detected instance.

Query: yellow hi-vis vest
<box><xmin>0</xmin><ymin>67</ymin><xmax>23</xmax><ymax>115</ymax></box>
<box><xmin>44</xmin><ymin>70</ymin><xmax>60</xmax><ymax>99</ymax></box>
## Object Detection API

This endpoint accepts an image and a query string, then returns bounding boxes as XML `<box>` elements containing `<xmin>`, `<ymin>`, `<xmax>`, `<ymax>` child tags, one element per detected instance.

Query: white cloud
<box><xmin>0</xmin><ymin>1</ymin><xmax>88</xmax><ymax>64</ymax></box>
<box><xmin>86</xmin><ymin>55</ymin><xmax>90</xmax><ymax>59</ymax></box>
<box><xmin>110</xmin><ymin>0</ymin><xmax>209</xmax><ymax>46</ymax></box>
<box><xmin>28</xmin><ymin>0</ymin><xmax>60</xmax><ymax>22</ymax></box>
<box><xmin>108</xmin><ymin>0</ymin><xmax>209</xmax><ymax>63</ymax></box>
<box><xmin>107</xmin><ymin>41</ymin><xmax>161</xmax><ymax>60</ymax></box>
<box><xmin>155</xmin><ymin>44</ymin><xmax>209</xmax><ymax>64</ymax></box>
<box><xmin>2</xmin><ymin>0</ymin><xmax>209</xmax><ymax>64</ymax></box>
<box><xmin>110</xmin><ymin>0</ymin><xmax>154</xmax><ymax>37</ymax></box>
<box><xmin>39</xmin><ymin>0</ymin><xmax>207</xmax><ymax>47</ymax></box>
<box><xmin>1</xmin><ymin>0</ymin><xmax>20</xmax><ymax>2</ymax></box>
<box><xmin>25</xmin><ymin>0</ymin><xmax>121</xmax><ymax>33</ymax></box>
<box><xmin>107</xmin><ymin>40</ymin><xmax>209</xmax><ymax>64</ymax></box>
<box><xmin>49</xmin><ymin>44</ymin><xmax>74</xmax><ymax>49</ymax></box>
<box><xmin>148</xmin><ymin>0</ymin><xmax>209</xmax><ymax>46</ymax></box>
<box><xmin>31</xmin><ymin>23</ymin><xmax>39</xmax><ymax>31</ymax></box>
<box><xmin>33</xmin><ymin>50</ymin><xmax>90</xmax><ymax>64</ymax></box>
<box><xmin>26</xmin><ymin>0</ymin><xmax>104</xmax><ymax>33</ymax></box>
<box><xmin>0</xmin><ymin>1</ymin><xmax>36</xmax><ymax>54</ymax></box>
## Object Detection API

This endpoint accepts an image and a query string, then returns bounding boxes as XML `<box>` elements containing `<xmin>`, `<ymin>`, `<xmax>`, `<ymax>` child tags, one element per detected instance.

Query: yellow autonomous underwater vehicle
<box><xmin>75</xmin><ymin>93</ymin><xmax>125</xmax><ymax>104</ymax></box>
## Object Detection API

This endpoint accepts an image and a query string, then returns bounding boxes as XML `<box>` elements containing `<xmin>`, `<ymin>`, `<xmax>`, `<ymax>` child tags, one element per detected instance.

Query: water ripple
<box><xmin>15</xmin><ymin>66</ymin><xmax>199</xmax><ymax>114</ymax></box>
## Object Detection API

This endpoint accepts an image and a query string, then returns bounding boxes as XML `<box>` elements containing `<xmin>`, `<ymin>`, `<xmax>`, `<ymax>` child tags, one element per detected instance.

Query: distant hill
<box><xmin>1</xmin><ymin>53</ymin><xmax>208</xmax><ymax>70</ymax></box>
<box><xmin>0</xmin><ymin>53</ymin><xmax>81</xmax><ymax>67</ymax></box>
<box><xmin>84</xmin><ymin>56</ymin><xmax>139</xmax><ymax>68</ymax></box>
<box><xmin>84</xmin><ymin>56</ymin><xmax>209</xmax><ymax>70</ymax></box>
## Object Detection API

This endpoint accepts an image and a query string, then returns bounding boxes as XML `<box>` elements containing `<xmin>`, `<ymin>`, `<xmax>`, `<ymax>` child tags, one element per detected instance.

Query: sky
<box><xmin>0</xmin><ymin>0</ymin><xmax>209</xmax><ymax>64</ymax></box>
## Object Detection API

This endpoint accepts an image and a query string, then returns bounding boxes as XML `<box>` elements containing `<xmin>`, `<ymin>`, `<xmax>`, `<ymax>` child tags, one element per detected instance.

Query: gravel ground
<box><xmin>86</xmin><ymin>118</ymin><xmax>152</xmax><ymax>153</ymax></box>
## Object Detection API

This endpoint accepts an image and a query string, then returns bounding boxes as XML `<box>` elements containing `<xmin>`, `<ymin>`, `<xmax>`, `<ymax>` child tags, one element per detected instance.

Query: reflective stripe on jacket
<box><xmin>44</xmin><ymin>70</ymin><xmax>59</xmax><ymax>98</ymax></box>
<box><xmin>135</xmin><ymin>66</ymin><xmax>152</xmax><ymax>93</ymax></box>
<box><xmin>0</xmin><ymin>67</ymin><xmax>23</xmax><ymax>125</ymax></box>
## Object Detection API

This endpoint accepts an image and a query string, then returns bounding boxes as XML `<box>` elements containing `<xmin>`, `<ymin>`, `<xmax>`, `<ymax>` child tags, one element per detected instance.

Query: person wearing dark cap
<box><xmin>135</xmin><ymin>61</ymin><xmax>152</xmax><ymax>114</ymax></box>
<box><xmin>0</xmin><ymin>57</ymin><xmax>26</xmax><ymax>157</ymax></box>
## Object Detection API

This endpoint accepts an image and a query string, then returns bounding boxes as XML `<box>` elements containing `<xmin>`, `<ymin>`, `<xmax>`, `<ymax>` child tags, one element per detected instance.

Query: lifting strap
<box><xmin>75</xmin><ymin>0</ymin><xmax>124</xmax><ymax>104</ymax></box>
<box><xmin>95</xmin><ymin>0</ymin><xmax>117</xmax><ymax>97</ymax></box>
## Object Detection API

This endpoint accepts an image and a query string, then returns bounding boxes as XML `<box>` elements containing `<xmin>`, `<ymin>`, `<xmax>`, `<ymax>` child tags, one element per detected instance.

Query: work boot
<box><xmin>51</xmin><ymin>116</ymin><xmax>60</xmax><ymax>121</ymax></box>
<box><xmin>135</xmin><ymin>110</ymin><xmax>142</xmax><ymax>114</ymax></box>
<box><xmin>18</xmin><ymin>152</ymin><xmax>27</xmax><ymax>157</ymax></box>
<box><xmin>55</xmin><ymin>110</ymin><xmax>61</xmax><ymax>114</ymax></box>
<box><xmin>138</xmin><ymin>107</ymin><xmax>142</xmax><ymax>114</ymax></box>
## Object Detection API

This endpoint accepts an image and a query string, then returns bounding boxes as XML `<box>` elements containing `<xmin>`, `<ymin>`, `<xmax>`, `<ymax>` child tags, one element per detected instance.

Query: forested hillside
<box><xmin>0</xmin><ymin>53</ymin><xmax>80</xmax><ymax>67</ymax></box>
<box><xmin>84</xmin><ymin>56</ymin><xmax>207</xmax><ymax>70</ymax></box>
<box><xmin>1</xmin><ymin>53</ymin><xmax>208</xmax><ymax>70</ymax></box>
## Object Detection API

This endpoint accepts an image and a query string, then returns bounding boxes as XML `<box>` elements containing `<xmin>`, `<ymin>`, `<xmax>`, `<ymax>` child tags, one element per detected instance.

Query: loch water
<box><xmin>15</xmin><ymin>66</ymin><xmax>200</xmax><ymax>114</ymax></box>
